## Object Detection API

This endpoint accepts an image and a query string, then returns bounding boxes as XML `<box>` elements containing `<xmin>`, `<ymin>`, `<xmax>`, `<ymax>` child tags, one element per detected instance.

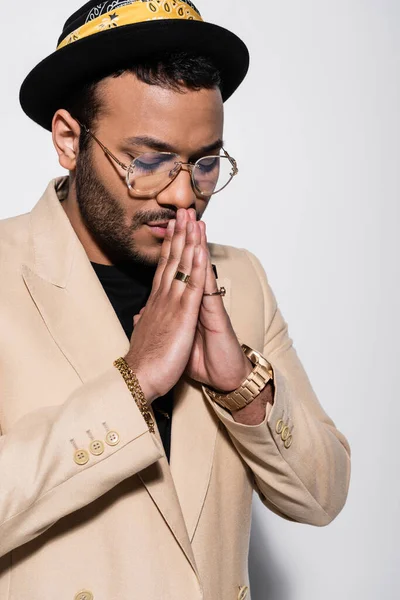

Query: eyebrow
<box><xmin>122</xmin><ymin>135</ymin><xmax>225</xmax><ymax>157</ymax></box>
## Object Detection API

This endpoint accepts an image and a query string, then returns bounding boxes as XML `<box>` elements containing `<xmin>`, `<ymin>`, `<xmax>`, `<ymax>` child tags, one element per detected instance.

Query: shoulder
<box><xmin>0</xmin><ymin>212</ymin><xmax>31</xmax><ymax>268</ymax></box>
<box><xmin>0</xmin><ymin>212</ymin><xmax>30</xmax><ymax>247</ymax></box>
<box><xmin>209</xmin><ymin>242</ymin><xmax>278</xmax><ymax>314</ymax></box>
<box><xmin>208</xmin><ymin>242</ymin><xmax>269</xmax><ymax>284</ymax></box>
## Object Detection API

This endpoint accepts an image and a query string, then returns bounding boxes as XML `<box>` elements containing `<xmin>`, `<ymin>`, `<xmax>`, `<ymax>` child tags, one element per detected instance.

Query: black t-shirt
<box><xmin>91</xmin><ymin>261</ymin><xmax>173</xmax><ymax>462</ymax></box>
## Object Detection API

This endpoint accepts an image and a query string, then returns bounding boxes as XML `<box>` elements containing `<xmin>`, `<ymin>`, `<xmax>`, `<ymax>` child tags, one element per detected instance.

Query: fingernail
<box><xmin>188</xmin><ymin>221</ymin><xmax>194</xmax><ymax>233</ymax></box>
<box><xmin>167</xmin><ymin>220</ymin><xmax>175</xmax><ymax>231</ymax></box>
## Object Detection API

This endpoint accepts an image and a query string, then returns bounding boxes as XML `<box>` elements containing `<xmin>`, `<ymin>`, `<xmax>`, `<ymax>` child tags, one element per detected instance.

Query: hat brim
<box><xmin>19</xmin><ymin>19</ymin><xmax>249</xmax><ymax>131</ymax></box>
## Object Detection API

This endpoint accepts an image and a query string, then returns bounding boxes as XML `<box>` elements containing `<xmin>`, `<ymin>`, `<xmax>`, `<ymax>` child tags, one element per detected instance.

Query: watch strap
<box><xmin>204</xmin><ymin>345</ymin><xmax>273</xmax><ymax>411</ymax></box>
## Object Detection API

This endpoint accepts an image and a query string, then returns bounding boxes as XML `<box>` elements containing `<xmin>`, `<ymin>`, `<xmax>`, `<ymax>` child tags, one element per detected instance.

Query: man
<box><xmin>0</xmin><ymin>1</ymin><xmax>351</xmax><ymax>599</ymax></box>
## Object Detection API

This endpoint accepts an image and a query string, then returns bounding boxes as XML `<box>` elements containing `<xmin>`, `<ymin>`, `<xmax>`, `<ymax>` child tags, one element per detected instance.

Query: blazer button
<box><xmin>74</xmin><ymin>591</ymin><xmax>94</xmax><ymax>600</ymax></box>
<box><xmin>74</xmin><ymin>450</ymin><xmax>90</xmax><ymax>466</ymax></box>
<box><xmin>89</xmin><ymin>440</ymin><xmax>105</xmax><ymax>456</ymax></box>
<box><xmin>275</xmin><ymin>419</ymin><xmax>284</xmax><ymax>435</ymax></box>
<box><xmin>105</xmin><ymin>431</ymin><xmax>120</xmax><ymax>447</ymax></box>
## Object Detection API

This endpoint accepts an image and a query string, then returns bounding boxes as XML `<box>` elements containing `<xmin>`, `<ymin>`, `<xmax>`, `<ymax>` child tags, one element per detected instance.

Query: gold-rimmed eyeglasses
<box><xmin>76</xmin><ymin>120</ymin><xmax>239</xmax><ymax>198</ymax></box>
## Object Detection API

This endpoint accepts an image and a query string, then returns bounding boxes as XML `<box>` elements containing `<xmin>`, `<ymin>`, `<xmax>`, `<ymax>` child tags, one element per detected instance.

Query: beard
<box><xmin>75</xmin><ymin>145</ymin><xmax>180</xmax><ymax>267</ymax></box>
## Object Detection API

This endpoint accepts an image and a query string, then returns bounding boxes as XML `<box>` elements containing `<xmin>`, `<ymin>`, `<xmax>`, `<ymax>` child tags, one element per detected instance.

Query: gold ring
<box><xmin>203</xmin><ymin>287</ymin><xmax>226</xmax><ymax>297</ymax></box>
<box><xmin>174</xmin><ymin>271</ymin><xmax>191</xmax><ymax>284</ymax></box>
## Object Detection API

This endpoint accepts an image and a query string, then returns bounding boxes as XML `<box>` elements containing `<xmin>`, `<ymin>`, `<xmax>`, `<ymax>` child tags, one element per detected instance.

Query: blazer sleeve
<box><xmin>0</xmin><ymin>367</ymin><xmax>163</xmax><ymax>558</ymax></box>
<box><xmin>202</xmin><ymin>249</ymin><xmax>351</xmax><ymax>527</ymax></box>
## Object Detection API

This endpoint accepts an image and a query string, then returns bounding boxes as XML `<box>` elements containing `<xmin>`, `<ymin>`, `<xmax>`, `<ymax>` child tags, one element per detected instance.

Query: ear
<box><xmin>52</xmin><ymin>110</ymin><xmax>81</xmax><ymax>172</ymax></box>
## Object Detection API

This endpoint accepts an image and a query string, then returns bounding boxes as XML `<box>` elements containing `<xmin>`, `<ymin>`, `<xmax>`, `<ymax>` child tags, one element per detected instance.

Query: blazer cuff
<box><xmin>202</xmin><ymin>363</ymin><xmax>289</xmax><ymax>448</ymax></box>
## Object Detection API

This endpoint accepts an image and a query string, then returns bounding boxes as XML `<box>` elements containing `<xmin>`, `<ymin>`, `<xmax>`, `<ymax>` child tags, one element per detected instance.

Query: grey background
<box><xmin>1</xmin><ymin>1</ymin><xmax>399</xmax><ymax>598</ymax></box>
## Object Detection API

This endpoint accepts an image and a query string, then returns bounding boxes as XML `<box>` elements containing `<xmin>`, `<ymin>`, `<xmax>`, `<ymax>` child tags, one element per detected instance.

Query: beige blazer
<box><xmin>0</xmin><ymin>179</ymin><xmax>350</xmax><ymax>600</ymax></box>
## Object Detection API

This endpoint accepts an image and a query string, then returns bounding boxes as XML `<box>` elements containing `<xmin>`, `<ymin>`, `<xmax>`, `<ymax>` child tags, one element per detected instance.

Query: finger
<box><xmin>188</xmin><ymin>208</ymin><xmax>197</xmax><ymax>223</ymax></box>
<box><xmin>192</xmin><ymin>218</ymin><xmax>201</xmax><ymax>247</ymax></box>
<box><xmin>181</xmin><ymin>245</ymin><xmax>207</xmax><ymax>311</ymax></box>
<box><xmin>160</xmin><ymin>210</ymin><xmax>191</xmax><ymax>289</ymax></box>
<box><xmin>204</xmin><ymin>258</ymin><xmax>219</xmax><ymax>296</ymax></box>
<box><xmin>170</xmin><ymin>221</ymin><xmax>200</xmax><ymax>297</ymax></box>
<box><xmin>199</xmin><ymin>220</ymin><xmax>207</xmax><ymax>248</ymax></box>
<box><xmin>201</xmin><ymin>221</ymin><xmax>221</xmax><ymax>298</ymax></box>
<box><xmin>151</xmin><ymin>218</ymin><xmax>176</xmax><ymax>293</ymax></box>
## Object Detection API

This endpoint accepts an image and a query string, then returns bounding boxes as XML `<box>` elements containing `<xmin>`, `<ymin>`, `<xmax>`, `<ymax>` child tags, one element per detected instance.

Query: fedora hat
<box><xmin>20</xmin><ymin>0</ymin><xmax>250</xmax><ymax>131</ymax></box>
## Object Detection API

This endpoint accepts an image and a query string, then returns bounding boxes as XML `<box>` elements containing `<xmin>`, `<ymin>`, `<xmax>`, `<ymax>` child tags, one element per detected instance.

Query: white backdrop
<box><xmin>1</xmin><ymin>1</ymin><xmax>399</xmax><ymax>599</ymax></box>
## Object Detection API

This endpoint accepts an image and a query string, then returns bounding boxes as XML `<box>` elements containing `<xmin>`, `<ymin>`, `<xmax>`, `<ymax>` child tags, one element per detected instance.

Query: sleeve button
<box><xmin>281</xmin><ymin>426</ymin><xmax>290</xmax><ymax>441</ymax></box>
<box><xmin>74</xmin><ymin>591</ymin><xmax>94</xmax><ymax>600</ymax></box>
<box><xmin>74</xmin><ymin>449</ymin><xmax>90</xmax><ymax>466</ymax></box>
<box><xmin>284</xmin><ymin>435</ymin><xmax>293</xmax><ymax>449</ymax></box>
<box><xmin>105</xmin><ymin>431</ymin><xmax>120</xmax><ymax>446</ymax></box>
<box><xmin>275</xmin><ymin>419</ymin><xmax>284</xmax><ymax>434</ymax></box>
<box><xmin>89</xmin><ymin>440</ymin><xmax>105</xmax><ymax>456</ymax></box>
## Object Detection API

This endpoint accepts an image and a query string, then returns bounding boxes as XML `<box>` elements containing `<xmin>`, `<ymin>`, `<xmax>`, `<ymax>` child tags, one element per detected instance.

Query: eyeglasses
<box><xmin>76</xmin><ymin>120</ymin><xmax>239</xmax><ymax>198</ymax></box>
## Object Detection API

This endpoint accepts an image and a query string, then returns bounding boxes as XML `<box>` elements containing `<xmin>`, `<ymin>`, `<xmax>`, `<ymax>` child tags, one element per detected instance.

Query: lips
<box><xmin>145</xmin><ymin>222</ymin><xmax>171</xmax><ymax>239</ymax></box>
<box><xmin>146</xmin><ymin>222</ymin><xmax>170</xmax><ymax>228</ymax></box>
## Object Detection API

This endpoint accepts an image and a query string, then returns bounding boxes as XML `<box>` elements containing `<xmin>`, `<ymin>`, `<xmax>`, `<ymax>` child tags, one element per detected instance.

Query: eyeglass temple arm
<box><xmin>75</xmin><ymin>119</ymin><xmax>129</xmax><ymax>171</ymax></box>
<box><xmin>222</xmin><ymin>147</ymin><xmax>239</xmax><ymax>176</ymax></box>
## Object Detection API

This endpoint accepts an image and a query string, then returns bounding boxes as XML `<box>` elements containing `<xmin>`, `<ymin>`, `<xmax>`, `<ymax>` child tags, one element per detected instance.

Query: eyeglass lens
<box><xmin>126</xmin><ymin>152</ymin><xmax>235</xmax><ymax>197</ymax></box>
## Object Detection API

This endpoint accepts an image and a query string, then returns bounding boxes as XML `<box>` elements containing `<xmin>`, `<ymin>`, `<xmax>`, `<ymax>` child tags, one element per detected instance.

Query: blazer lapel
<box><xmin>21</xmin><ymin>181</ymin><xmax>130</xmax><ymax>381</ymax></box>
<box><xmin>21</xmin><ymin>179</ymin><xmax>198</xmax><ymax>576</ymax></box>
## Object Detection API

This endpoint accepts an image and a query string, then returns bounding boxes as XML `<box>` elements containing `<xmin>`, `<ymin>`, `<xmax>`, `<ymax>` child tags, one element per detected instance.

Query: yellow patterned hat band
<box><xmin>58</xmin><ymin>0</ymin><xmax>203</xmax><ymax>50</ymax></box>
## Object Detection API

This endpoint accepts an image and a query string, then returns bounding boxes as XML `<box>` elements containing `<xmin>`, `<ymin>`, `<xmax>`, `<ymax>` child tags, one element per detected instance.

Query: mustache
<box><xmin>130</xmin><ymin>209</ymin><xmax>200</xmax><ymax>229</ymax></box>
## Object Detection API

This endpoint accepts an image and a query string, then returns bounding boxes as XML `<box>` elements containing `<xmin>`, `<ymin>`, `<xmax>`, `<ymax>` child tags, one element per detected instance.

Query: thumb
<box><xmin>133</xmin><ymin>306</ymin><xmax>146</xmax><ymax>327</ymax></box>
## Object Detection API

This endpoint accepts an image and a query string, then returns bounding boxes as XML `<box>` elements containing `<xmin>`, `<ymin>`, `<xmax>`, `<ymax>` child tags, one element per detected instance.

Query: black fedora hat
<box><xmin>20</xmin><ymin>0</ymin><xmax>250</xmax><ymax>131</ymax></box>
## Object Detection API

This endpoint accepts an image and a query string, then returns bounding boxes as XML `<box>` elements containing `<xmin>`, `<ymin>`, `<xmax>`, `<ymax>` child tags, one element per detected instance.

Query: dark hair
<box><xmin>67</xmin><ymin>51</ymin><xmax>222</xmax><ymax>151</ymax></box>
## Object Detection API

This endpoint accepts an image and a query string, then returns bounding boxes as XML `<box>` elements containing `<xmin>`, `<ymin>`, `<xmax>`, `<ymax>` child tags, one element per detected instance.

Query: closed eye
<box><xmin>197</xmin><ymin>157</ymin><xmax>220</xmax><ymax>173</ymax></box>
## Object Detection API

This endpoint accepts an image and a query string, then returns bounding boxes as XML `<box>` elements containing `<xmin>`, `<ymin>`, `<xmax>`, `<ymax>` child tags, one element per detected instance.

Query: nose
<box><xmin>155</xmin><ymin>165</ymin><xmax>197</xmax><ymax>211</ymax></box>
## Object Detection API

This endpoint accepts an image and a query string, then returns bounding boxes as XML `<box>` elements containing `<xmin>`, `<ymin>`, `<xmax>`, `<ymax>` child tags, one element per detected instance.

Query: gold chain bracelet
<box><xmin>113</xmin><ymin>357</ymin><xmax>155</xmax><ymax>434</ymax></box>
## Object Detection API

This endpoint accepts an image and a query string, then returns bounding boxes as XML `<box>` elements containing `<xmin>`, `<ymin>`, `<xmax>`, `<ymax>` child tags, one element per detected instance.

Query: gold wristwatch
<box><xmin>204</xmin><ymin>344</ymin><xmax>274</xmax><ymax>411</ymax></box>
